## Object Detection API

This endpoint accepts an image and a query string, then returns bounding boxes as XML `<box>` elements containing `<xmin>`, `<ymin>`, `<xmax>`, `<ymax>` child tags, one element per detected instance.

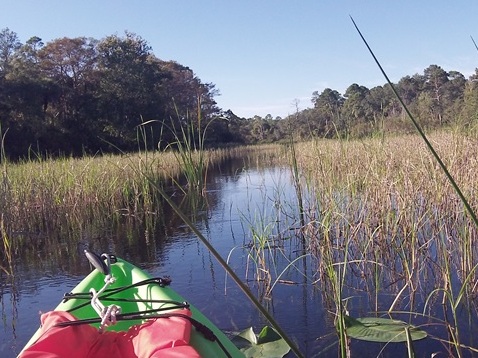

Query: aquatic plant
<box><xmin>0</xmin><ymin>215</ymin><xmax>14</xmax><ymax>275</ymax></box>
<box><xmin>232</xmin><ymin>326</ymin><xmax>291</xmax><ymax>357</ymax></box>
<box><xmin>147</xmin><ymin>98</ymin><xmax>215</xmax><ymax>194</ymax></box>
<box><xmin>0</xmin><ymin>142</ymin><xmax>280</xmax><ymax>258</ymax></box>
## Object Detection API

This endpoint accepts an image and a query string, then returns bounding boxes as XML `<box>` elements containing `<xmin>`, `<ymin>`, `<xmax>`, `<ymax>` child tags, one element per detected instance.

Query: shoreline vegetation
<box><xmin>0</xmin><ymin>144</ymin><xmax>280</xmax><ymax>256</ymax></box>
<box><xmin>0</xmin><ymin>130</ymin><xmax>478</xmax><ymax>356</ymax></box>
<box><xmin>2</xmin><ymin>130</ymin><xmax>478</xmax><ymax>355</ymax></box>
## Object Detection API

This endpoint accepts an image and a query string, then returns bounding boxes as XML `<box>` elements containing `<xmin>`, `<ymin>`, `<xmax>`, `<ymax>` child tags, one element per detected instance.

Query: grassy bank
<box><xmin>0</xmin><ymin>144</ymin><xmax>281</xmax><ymax>259</ymax></box>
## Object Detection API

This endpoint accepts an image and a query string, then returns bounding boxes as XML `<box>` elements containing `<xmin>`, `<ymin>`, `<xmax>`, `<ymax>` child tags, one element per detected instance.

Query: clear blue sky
<box><xmin>1</xmin><ymin>1</ymin><xmax>477</xmax><ymax>118</ymax></box>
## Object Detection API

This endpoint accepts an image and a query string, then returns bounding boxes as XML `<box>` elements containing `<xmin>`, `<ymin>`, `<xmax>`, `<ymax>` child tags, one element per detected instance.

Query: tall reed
<box><xmin>288</xmin><ymin>112</ymin><xmax>306</xmax><ymax>231</ymax></box>
<box><xmin>0</xmin><ymin>214</ymin><xmax>14</xmax><ymax>275</ymax></box>
<box><xmin>157</xmin><ymin>98</ymin><xmax>215</xmax><ymax>194</ymax></box>
<box><xmin>0</xmin><ymin>126</ymin><xmax>14</xmax><ymax>275</ymax></box>
<box><xmin>292</xmin><ymin>130</ymin><xmax>478</xmax><ymax>355</ymax></box>
<box><xmin>281</xmin><ymin>18</ymin><xmax>478</xmax><ymax>356</ymax></box>
<box><xmin>351</xmin><ymin>17</ymin><xmax>478</xmax><ymax>230</ymax></box>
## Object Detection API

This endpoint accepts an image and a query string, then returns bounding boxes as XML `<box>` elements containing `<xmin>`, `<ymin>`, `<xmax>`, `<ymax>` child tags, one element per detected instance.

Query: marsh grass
<box><xmin>224</xmin><ymin>127</ymin><xmax>478</xmax><ymax>355</ymax></box>
<box><xmin>245</xmin><ymin>217</ymin><xmax>275</xmax><ymax>288</ymax></box>
<box><xmin>0</xmin><ymin>144</ymin><xmax>280</xmax><ymax>257</ymax></box>
<box><xmin>0</xmin><ymin>127</ymin><xmax>14</xmax><ymax>275</ymax></box>
<box><xmin>0</xmin><ymin>215</ymin><xmax>14</xmax><ymax>275</ymax></box>
<box><xmin>344</xmin><ymin>19</ymin><xmax>478</xmax><ymax>356</ymax></box>
<box><xmin>4</xmin><ymin>107</ymin><xmax>478</xmax><ymax>356</ymax></box>
<box><xmin>145</xmin><ymin>100</ymin><xmax>218</xmax><ymax>195</ymax></box>
<box><xmin>290</xmin><ymin>131</ymin><xmax>478</xmax><ymax>355</ymax></box>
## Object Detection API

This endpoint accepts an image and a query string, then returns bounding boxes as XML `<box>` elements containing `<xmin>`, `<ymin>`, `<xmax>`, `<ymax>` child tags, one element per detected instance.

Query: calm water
<box><xmin>1</xmin><ymin>157</ymin><xmax>478</xmax><ymax>357</ymax></box>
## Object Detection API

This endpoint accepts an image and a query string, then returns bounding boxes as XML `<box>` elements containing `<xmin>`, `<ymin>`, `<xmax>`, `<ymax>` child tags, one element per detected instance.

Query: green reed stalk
<box><xmin>352</xmin><ymin>17</ymin><xmax>478</xmax><ymax>355</ymax></box>
<box><xmin>423</xmin><ymin>234</ymin><xmax>463</xmax><ymax>357</ymax></box>
<box><xmin>247</xmin><ymin>220</ymin><xmax>275</xmax><ymax>287</ymax></box>
<box><xmin>0</xmin><ymin>127</ymin><xmax>13</xmax><ymax>275</ymax></box>
<box><xmin>0</xmin><ymin>214</ymin><xmax>13</xmax><ymax>275</ymax></box>
<box><xmin>471</xmin><ymin>36</ymin><xmax>478</xmax><ymax>53</ymax></box>
<box><xmin>152</xmin><ymin>99</ymin><xmax>218</xmax><ymax>194</ymax></box>
<box><xmin>327</xmin><ymin>262</ymin><xmax>348</xmax><ymax>357</ymax></box>
<box><xmin>288</xmin><ymin>135</ymin><xmax>306</xmax><ymax>231</ymax></box>
<box><xmin>288</xmin><ymin>104</ymin><xmax>306</xmax><ymax>231</ymax></box>
<box><xmin>320</xmin><ymin>217</ymin><xmax>351</xmax><ymax>357</ymax></box>
<box><xmin>405</xmin><ymin>326</ymin><xmax>416</xmax><ymax>358</ymax></box>
<box><xmin>351</xmin><ymin>16</ymin><xmax>478</xmax><ymax>230</ymax></box>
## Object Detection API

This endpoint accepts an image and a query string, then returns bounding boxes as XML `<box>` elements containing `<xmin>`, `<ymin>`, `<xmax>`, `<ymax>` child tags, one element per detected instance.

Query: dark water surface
<box><xmin>2</xmin><ymin>157</ymin><xmax>478</xmax><ymax>357</ymax></box>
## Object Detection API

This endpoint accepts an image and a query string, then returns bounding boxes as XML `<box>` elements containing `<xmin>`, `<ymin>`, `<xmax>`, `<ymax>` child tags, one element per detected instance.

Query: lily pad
<box><xmin>232</xmin><ymin>326</ymin><xmax>291</xmax><ymax>358</ymax></box>
<box><xmin>344</xmin><ymin>315</ymin><xmax>427</xmax><ymax>343</ymax></box>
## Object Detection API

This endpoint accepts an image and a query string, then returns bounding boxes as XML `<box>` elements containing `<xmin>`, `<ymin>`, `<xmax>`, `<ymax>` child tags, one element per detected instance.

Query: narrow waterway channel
<box><xmin>1</xmin><ymin>154</ymin><xmax>477</xmax><ymax>357</ymax></box>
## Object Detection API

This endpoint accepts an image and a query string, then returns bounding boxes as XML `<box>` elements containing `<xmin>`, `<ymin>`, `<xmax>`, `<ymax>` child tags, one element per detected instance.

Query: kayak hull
<box><xmin>19</xmin><ymin>258</ymin><xmax>244</xmax><ymax>357</ymax></box>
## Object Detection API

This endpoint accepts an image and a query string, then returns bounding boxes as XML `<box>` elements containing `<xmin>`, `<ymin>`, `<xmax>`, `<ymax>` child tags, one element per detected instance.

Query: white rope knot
<box><xmin>90</xmin><ymin>273</ymin><xmax>120</xmax><ymax>333</ymax></box>
<box><xmin>99</xmin><ymin>304</ymin><xmax>121</xmax><ymax>332</ymax></box>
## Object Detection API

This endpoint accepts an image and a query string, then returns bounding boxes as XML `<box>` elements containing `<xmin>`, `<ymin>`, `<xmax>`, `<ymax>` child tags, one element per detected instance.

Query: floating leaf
<box><xmin>257</xmin><ymin>326</ymin><xmax>283</xmax><ymax>344</ymax></box>
<box><xmin>235</xmin><ymin>327</ymin><xmax>258</xmax><ymax>346</ymax></box>
<box><xmin>232</xmin><ymin>326</ymin><xmax>291</xmax><ymax>358</ymax></box>
<box><xmin>344</xmin><ymin>316</ymin><xmax>427</xmax><ymax>343</ymax></box>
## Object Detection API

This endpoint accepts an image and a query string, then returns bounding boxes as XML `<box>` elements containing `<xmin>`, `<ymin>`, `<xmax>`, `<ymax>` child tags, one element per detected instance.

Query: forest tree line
<box><xmin>1</xmin><ymin>28</ymin><xmax>478</xmax><ymax>159</ymax></box>
<box><xmin>0</xmin><ymin>28</ymin><xmax>223</xmax><ymax>158</ymax></box>
<box><xmin>248</xmin><ymin>64</ymin><xmax>478</xmax><ymax>142</ymax></box>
